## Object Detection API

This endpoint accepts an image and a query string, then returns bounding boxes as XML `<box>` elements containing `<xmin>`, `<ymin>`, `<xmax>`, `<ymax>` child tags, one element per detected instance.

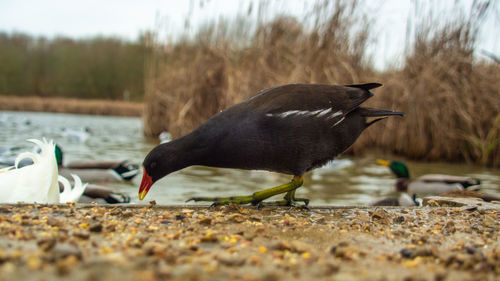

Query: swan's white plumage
<box><xmin>0</xmin><ymin>138</ymin><xmax>60</xmax><ymax>203</ymax></box>
<box><xmin>59</xmin><ymin>174</ymin><xmax>87</xmax><ymax>203</ymax></box>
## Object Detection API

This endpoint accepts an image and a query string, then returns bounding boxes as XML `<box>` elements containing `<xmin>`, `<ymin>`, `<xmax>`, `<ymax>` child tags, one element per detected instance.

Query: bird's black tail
<box><xmin>358</xmin><ymin>107</ymin><xmax>405</xmax><ymax>127</ymax></box>
<box><xmin>346</xmin><ymin>83</ymin><xmax>382</xmax><ymax>91</ymax></box>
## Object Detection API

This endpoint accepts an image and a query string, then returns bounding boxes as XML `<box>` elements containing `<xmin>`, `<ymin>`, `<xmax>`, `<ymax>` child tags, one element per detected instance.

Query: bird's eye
<box><xmin>150</xmin><ymin>162</ymin><xmax>157</xmax><ymax>169</ymax></box>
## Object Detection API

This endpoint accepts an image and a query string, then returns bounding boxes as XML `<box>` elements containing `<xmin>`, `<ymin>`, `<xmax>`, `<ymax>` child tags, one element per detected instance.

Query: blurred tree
<box><xmin>0</xmin><ymin>32</ymin><xmax>149</xmax><ymax>101</ymax></box>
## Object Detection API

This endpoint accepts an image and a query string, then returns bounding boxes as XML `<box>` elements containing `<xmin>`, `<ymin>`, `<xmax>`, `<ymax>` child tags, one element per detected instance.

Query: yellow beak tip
<box><xmin>138</xmin><ymin>191</ymin><xmax>147</xmax><ymax>200</ymax></box>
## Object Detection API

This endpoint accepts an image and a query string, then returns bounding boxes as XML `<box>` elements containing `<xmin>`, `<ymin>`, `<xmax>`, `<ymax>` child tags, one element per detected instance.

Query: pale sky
<box><xmin>0</xmin><ymin>0</ymin><xmax>498</xmax><ymax>70</ymax></box>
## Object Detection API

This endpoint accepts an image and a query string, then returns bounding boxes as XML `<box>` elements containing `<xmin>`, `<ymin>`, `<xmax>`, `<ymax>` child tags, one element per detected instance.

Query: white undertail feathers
<box><xmin>0</xmin><ymin>138</ymin><xmax>86</xmax><ymax>204</ymax></box>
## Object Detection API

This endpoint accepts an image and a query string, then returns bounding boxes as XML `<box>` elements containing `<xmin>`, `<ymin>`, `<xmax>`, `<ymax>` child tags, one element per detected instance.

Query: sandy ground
<box><xmin>0</xmin><ymin>202</ymin><xmax>498</xmax><ymax>281</ymax></box>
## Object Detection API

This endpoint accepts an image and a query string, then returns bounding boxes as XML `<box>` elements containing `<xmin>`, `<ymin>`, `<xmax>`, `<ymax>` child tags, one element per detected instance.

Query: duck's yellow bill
<box><xmin>376</xmin><ymin>159</ymin><xmax>390</xmax><ymax>167</ymax></box>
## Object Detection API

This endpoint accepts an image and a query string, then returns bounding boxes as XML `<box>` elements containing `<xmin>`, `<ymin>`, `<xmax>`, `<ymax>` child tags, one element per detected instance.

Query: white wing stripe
<box><xmin>331</xmin><ymin>116</ymin><xmax>345</xmax><ymax>127</ymax></box>
<box><xmin>326</xmin><ymin>111</ymin><xmax>343</xmax><ymax>120</ymax></box>
<box><xmin>266</xmin><ymin>109</ymin><xmax>345</xmax><ymax>127</ymax></box>
<box><xmin>267</xmin><ymin>109</ymin><xmax>342</xmax><ymax>119</ymax></box>
<box><xmin>317</xmin><ymin>108</ymin><xmax>332</xmax><ymax>117</ymax></box>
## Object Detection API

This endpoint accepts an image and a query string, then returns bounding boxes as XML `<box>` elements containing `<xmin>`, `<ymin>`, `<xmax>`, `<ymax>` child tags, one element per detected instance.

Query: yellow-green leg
<box><xmin>186</xmin><ymin>176</ymin><xmax>305</xmax><ymax>206</ymax></box>
<box><xmin>256</xmin><ymin>188</ymin><xmax>310</xmax><ymax>208</ymax></box>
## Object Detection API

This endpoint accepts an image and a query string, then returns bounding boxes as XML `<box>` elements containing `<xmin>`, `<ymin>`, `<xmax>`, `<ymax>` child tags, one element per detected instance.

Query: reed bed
<box><xmin>0</xmin><ymin>96</ymin><xmax>143</xmax><ymax>117</ymax></box>
<box><xmin>144</xmin><ymin>1</ymin><xmax>372</xmax><ymax>136</ymax></box>
<box><xmin>144</xmin><ymin>0</ymin><xmax>500</xmax><ymax>167</ymax></box>
<box><xmin>355</xmin><ymin>21</ymin><xmax>500</xmax><ymax>167</ymax></box>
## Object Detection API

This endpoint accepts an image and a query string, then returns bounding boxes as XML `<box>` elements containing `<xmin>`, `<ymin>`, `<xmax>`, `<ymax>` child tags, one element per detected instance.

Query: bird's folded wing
<box><xmin>247</xmin><ymin>84</ymin><xmax>375</xmax><ymax>119</ymax></box>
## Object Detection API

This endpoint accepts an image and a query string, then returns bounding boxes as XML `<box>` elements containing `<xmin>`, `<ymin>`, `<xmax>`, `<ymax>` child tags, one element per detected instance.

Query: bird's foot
<box><xmin>256</xmin><ymin>195</ymin><xmax>310</xmax><ymax>210</ymax></box>
<box><xmin>186</xmin><ymin>176</ymin><xmax>304</xmax><ymax>207</ymax></box>
<box><xmin>186</xmin><ymin>195</ymin><xmax>257</xmax><ymax>206</ymax></box>
<box><xmin>291</xmin><ymin>197</ymin><xmax>310</xmax><ymax>206</ymax></box>
<box><xmin>294</xmin><ymin>198</ymin><xmax>310</xmax><ymax>210</ymax></box>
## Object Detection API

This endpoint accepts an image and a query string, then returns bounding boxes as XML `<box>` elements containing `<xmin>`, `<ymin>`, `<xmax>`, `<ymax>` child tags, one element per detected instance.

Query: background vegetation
<box><xmin>144</xmin><ymin>0</ymin><xmax>500</xmax><ymax>167</ymax></box>
<box><xmin>0</xmin><ymin>33</ymin><xmax>149</xmax><ymax>100</ymax></box>
<box><xmin>0</xmin><ymin>95</ymin><xmax>142</xmax><ymax>116</ymax></box>
<box><xmin>0</xmin><ymin>0</ymin><xmax>498</xmax><ymax>167</ymax></box>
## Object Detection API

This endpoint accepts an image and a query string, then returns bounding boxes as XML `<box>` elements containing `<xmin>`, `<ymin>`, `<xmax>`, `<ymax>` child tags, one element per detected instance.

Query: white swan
<box><xmin>58</xmin><ymin>174</ymin><xmax>87</xmax><ymax>203</ymax></box>
<box><xmin>0</xmin><ymin>138</ymin><xmax>60</xmax><ymax>203</ymax></box>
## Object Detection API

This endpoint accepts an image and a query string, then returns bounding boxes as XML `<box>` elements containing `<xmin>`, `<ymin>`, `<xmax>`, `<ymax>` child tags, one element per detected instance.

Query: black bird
<box><xmin>139</xmin><ymin>83</ymin><xmax>404</xmax><ymax>206</ymax></box>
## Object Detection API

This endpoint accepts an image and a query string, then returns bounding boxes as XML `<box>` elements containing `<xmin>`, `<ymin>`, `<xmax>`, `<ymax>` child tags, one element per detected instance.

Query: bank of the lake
<box><xmin>0</xmin><ymin>96</ymin><xmax>143</xmax><ymax>117</ymax></box>
<box><xmin>0</xmin><ymin>203</ymin><xmax>498</xmax><ymax>281</ymax></box>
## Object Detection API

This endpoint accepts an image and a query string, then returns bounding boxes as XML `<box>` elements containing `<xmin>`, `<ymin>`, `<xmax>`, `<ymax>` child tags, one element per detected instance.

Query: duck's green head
<box><xmin>377</xmin><ymin>159</ymin><xmax>410</xmax><ymax>179</ymax></box>
<box><xmin>55</xmin><ymin>144</ymin><xmax>63</xmax><ymax>166</ymax></box>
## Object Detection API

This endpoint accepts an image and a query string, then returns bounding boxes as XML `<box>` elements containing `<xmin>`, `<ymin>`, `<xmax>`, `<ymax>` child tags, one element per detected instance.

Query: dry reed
<box><xmin>144</xmin><ymin>1</ymin><xmax>372</xmax><ymax>136</ymax></box>
<box><xmin>356</xmin><ymin>2</ymin><xmax>500</xmax><ymax>167</ymax></box>
<box><xmin>144</xmin><ymin>0</ymin><xmax>500</xmax><ymax>167</ymax></box>
<box><xmin>0</xmin><ymin>96</ymin><xmax>143</xmax><ymax>117</ymax></box>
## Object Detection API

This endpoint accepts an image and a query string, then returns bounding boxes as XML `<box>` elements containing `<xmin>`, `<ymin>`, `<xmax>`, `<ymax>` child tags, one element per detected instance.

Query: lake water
<box><xmin>1</xmin><ymin>111</ymin><xmax>499</xmax><ymax>205</ymax></box>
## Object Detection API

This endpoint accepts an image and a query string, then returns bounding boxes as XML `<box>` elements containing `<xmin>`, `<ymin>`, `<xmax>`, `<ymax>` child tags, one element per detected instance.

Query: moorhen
<box><xmin>140</xmin><ymin>83</ymin><xmax>404</xmax><ymax>206</ymax></box>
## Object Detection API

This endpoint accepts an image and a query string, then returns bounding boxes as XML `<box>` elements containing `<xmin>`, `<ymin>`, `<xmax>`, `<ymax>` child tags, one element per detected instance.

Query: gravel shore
<box><xmin>0</xmin><ymin>202</ymin><xmax>498</xmax><ymax>281</ymax></box>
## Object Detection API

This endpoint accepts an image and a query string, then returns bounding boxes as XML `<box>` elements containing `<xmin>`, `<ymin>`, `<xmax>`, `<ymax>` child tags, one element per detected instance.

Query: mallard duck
<box><xmin>0</xmin><ymin>139</ymin><xmax>129</xmax><ymax>204</ymax></box>
<box><xmin>439</xmin><ymin>190</ymin><xmax>500</xmax><ymax>202</ymax></box>
<box><xmin>77</xmin><ymin>184</ymin><xmax>131</xmax><ymax>204</ymax></box>
<box><xmin>1</xmin><ymin>144</ymin><xmax>140</xmax><ymax>182</ymax></box>
<box><xmin>58</xmin><ymin>174</ymin><xmax>87</xmax><ymax>203</ymax></box>
<box><xmin>0</xmin><ymin>139</ymin><xmax>60</xmax><ymax>203</ymax></box>
<box><xmin>371</xmin><ymin>193</ymin><xmax>418</xmax><ymax>206</ymax></box>
<box><xmin>53</xmin><ymin>146</ymin><xmax>133</xmax><ymax>203</ymax></box>
<box><xmin>55</xmin><ymin>145</ymin><xmax>139</xmax><ymax>182</ymax></box>
<box><xmin>376</xmin><ymin>160</ymin><xmax>481</xmax><ymax>196</ymax></box>
<box><xmin>139</xmin><ymin>83</ymin><xmax>404</xmax><ymax>206</ymax></box>
<box><xmin>61</xmin><ymin>160</ymin><xmax>139</xmax><ymax>182</ymax></box>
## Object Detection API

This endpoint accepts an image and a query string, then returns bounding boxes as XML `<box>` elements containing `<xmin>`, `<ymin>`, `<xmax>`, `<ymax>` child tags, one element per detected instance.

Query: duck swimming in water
<box><xmin>0</xmin><ymin>140</ymin><xmax>132</xmax><ymax>204</ymax></box>
<box><xmin>0</xmin><ymin>138</ymin><xmax>74</xmax><ymax>203</ymax></box>
<box><xmin>56</xmin><ymin>145</ymin><xmax>140</xmax><ymax>182</ymax></box>
<box><xmin>58</xmin><ymin>173</ymin><xmax>87</xmax><ymax>203</ymax></box>
<box><xmin>139</xmin><ymin>83</ymin><xmax>404</xmax><ymax>206</ymax></box>
<box><xmin>376</xmin><ymin>160</ymin><xmax>481</xmax><ymax>196</ymax></box>
<box><xmin>0</xmin><ymin>144</ymin><xmax>140</xmax><ymax>183</ymax></box>
<box><xmin>371</xmin><ymin>193</ymin><xmax>418</xmax><ymax>207</ymax></box>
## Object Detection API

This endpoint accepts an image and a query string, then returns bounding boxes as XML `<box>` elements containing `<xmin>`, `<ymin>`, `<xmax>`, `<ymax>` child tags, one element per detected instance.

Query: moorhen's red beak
<box><xmin>138</xmin><ymin>167</ymin><xmax>153</xmax><ymax>200</ymax></box>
